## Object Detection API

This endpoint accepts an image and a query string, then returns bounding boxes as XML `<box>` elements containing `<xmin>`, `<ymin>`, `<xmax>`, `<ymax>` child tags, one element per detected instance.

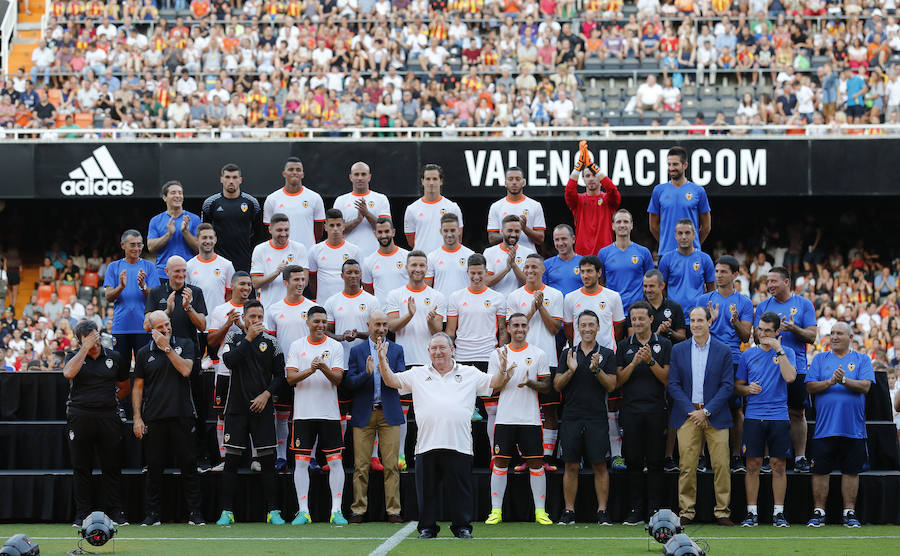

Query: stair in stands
<box><xmin>8</xmin><ymin>0</ymin><xmax>46</xmax><ymax>74</ymax></box>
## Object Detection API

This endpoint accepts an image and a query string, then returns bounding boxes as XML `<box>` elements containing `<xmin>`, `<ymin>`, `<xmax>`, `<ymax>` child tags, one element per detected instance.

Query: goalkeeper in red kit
<box><xmin>564</xmin><ymin>141</ymin><xmax>621</xmax><ymax>255</ymax></box>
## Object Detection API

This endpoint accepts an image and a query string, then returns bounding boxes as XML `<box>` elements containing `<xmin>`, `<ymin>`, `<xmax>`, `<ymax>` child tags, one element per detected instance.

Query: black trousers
<box><xmin>143</xmin><ymin>416</ymin><xmax>202</xmax><ymax>516</ymax></box>
<box><xmin>188</xmin><ymin>354</ymin><xmax>208</xmax><ymax>459</ymax></box>
<box><xmin>68</xmin><ymin>412</ymin><xmax>124</xmax><ymax>519</ymax></box>
<box><xmin>415</xmin><ymin>449</ymin><xmax>473</xmax><ymax>535</ymax></box>
<box><xmin>620</xmin><ymin>410</ymin><xmax>667</xmax><ymax>512</ymax></box>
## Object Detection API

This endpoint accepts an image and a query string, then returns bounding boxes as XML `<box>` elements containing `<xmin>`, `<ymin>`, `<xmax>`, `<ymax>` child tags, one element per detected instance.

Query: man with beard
<box><xmin>648</xmin><ymin>146</ymin><xmax>712</xmax><ymax>256</ymax></box>
<box><xmin>426</xmin><ymin>213</ymin><xmax>475</xmax><ymax>298</ymax></box>
<box><xmin>263</xmin><ymin>157</ymin><xmax>325</xmax><ymax>250</ymax></box>
<box><xmin>487</xmin><ymin>167</ymin><xmax>546</xmax><ymax>253</ymax></box>
<box><xmin>202</xmin><ymin>164</ymin><xmax>261</xmax><ymax>272</ymax></box>
<box><xmin>250</xmin><ymin>213</ymin><xmax>308</xmax><ymax>308</ymax></box>
<box><xmin>362</xmin><ymin>217</ymin><xmax>409</xmax><ymax>307</ymax></box>
<box><xmin>485</xmin><ymin>215</ymin><xmax>534</xmax><ymax>297</ymax></box>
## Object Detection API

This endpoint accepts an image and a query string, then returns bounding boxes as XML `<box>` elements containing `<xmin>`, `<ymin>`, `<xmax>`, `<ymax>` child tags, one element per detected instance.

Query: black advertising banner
<box><xmin>33</xmin><ymin>143</ymin><xmax>160</xmax><ymax>199</ymax></box>
<box><xmin>8</xmin><ymin>138</ymin><xmax>899</xmax><ymax>199</ymax></box>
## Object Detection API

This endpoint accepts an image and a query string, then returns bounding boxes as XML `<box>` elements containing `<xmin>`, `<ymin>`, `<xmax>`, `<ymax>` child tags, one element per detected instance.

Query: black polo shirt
<box><xmin>556</xmin><ymin>343</ymin><xmax>617</xmax><ymax>422</ymax></box>
<box><xmin>221</xmin><ymin>330</ymin><xmax>285</xmax><ymax>415</ymax></box>
<box><xmin>65</xmin><ymin>347</ymin><xmax>127</xmax><ymax>416</ymax></box>
<box><xmin>201</xmin><ymin>192</ymin><xmax>261</xmax><ymax>272</ymax></box>
<box><xmin>134</xmin><ymin>337</ymin><xmax>196</xmax><ymax>421</ymax></box>
<box><xmin>145</xmin><ymin>281</ymin><xmax>207</xmax><ymax>353</ymax></box>
<box><xmin>625</xmin><ymin>296</ymin><xmax>685</xmax><ymax>342</ymax></box>
<box><xmin>616</xmin><ymin>333</ymin><xmax>672</xmax><ymax>414</ymax></box>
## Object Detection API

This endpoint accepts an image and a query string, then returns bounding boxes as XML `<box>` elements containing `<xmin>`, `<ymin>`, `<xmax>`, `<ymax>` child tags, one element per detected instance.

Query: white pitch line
<box><xmin>28</xmin><ymin>534</ymin><xmax>900</xmax><ymax>542</ymax></box>
<box><xmin>369</xmin><ymin>521</ymin><xmax>418</xmax><ymax>556</ymax></box>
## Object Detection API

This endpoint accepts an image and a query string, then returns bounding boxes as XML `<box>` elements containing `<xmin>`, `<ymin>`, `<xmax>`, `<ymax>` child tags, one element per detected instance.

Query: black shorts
<box><xmin>539</xmin><ymin>367</ymin><xmax>560</xmax><ymax>406</ymax></box>
<box><xmin>291</xmin><ymin>419</ymin><xmax>343</xmax><ymax>454</ymax></box>
<box><xmin>6</xmin><ymin>270</ymin><xmax>19</xmax><ymax>286</ymax></box>
<box><xmin>788</xmin><ymin>373</ymin><xmax>809</xmax><ymax>410</ymax></box>
<box><xmin>213</xmin><ymin>374</ymin><xmax>230</xmax><ymax>410</ymax></box>
<box><xmin>493</xmin><ymin>424</ymin><xmax>543</xmax><ymax>459</ymax></box>
<box><xmin>811</xmin><ymin>436</ymin><xmax>868</xmax><ymax>475</ymax></box>
<box><xmin>272</xmin><ymin>380</ymin><xmax>293</xmax><ymax>410</ymax></box>
<box><xmin>224</xmin><ymin>407</ymin><xmax>277</xmax><ymax>451</ymax></box>
<box><xmin>742</xmin><ymin>419</ymin><xmax>791</xmax><ymax>459</ymax></box>
<box><xmin>729</xmin><ymin>363</ymin><xmax>744</xmax><ymax>410</ymax></box>
<box><xmin>846</xmin><ymin>104</ymin><xmax>865</xmax><ymax>118</ymax></box>
<box><xmin>558</xmin><ymin>419</ymin><xmax>610</xmax><ymax>465</ymax></box>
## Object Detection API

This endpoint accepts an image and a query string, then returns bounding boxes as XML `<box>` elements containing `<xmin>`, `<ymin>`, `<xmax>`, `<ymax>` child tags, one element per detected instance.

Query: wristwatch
<box><xmin>164</xmin><ymin>346</ymin><xmax>172</xmax><ymax>353</ymax></box>
<box><xmin>841</xmin><ymin>375</ymin><xmax>847</xmax><ymax>384</ymax></box>
<box><xmin>776</xmin><ymin>350</ymin><xmax>785</xmax><ymax>358</ymax></box>
<box><xmin>702</xmin><ymin>408</ymin><xmax>711</xmax><ymax>417</ymax></box>
<box><xmin>648</xmin><ymin>359</ymin><xmax>658</xmax><ymax>367</ymax></box>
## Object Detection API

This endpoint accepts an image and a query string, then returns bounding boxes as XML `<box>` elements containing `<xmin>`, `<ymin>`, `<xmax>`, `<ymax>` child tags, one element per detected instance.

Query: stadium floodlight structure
<box><xmin>0</xmin><ymin>534</ymin><xmax>39</xmax><ymax>556</ymax></box>
<box><xmin>646</xmin><ymin>509</ymin><xmax>683</xmax><ymax>544</ymax></box>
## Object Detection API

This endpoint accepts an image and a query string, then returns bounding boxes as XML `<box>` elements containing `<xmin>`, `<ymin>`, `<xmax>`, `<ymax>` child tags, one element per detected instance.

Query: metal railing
<box><xmin>4</xmin><ymin>123</ymin><xmax>899</xmax><ymax>140</ymax></box>
<box><xmin>0</xmin><ymin>0</ymin><xmax>17</xmax><ymax>76</ymax></box>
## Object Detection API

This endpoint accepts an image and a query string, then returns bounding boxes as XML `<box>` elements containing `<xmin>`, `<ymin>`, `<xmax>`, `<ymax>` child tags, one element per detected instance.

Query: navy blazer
<box><xmin>343</xmin><ymin>340</ymin><xmax>406</xmax><ymax>428</ymax></box>
<box><xmin>668</xmin><ymin>337</ymin><xmax>734</xmax><ymax>430</ymax></box>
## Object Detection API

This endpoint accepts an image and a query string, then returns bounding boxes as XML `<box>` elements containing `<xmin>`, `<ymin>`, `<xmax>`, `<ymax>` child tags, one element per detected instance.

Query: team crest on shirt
<box><xmin>174</xmin><ymin>345</ymin><xmax>183</xmax><ymax>355</ymax></box>
<box><xmin>69</xmin><ymin>430</ymin><xmax>75</xmax><ymax>441</ymax></box>
<box><xmin>573</xmin><ymin>267</ymin><xmax>580</xmax><ymax>275</ymax></box>
<box><xmin>440</xmin><ymin>208</ymin><xmax>447</xmax><ymax>216</ymax></box>
<box><xmin>259</xmin><ymin>342</ymin><xmax>268</xmax><ymax>352</ymax></box>
<box><xmin>359</xmin><ymin>304</ymin><xmax>367</xmax><ymax>311</ymax></box>
<box><xmin>729</xmin><ymin>304</ymin><xmax>736</xmax><ymax>314</ymax></box>
<box><xmin>525</xmin><ymin>357</ymin><xmax>533</xmax><ymax>366</ymax></box>
<box><xmin>343</xmin><ymin>253</ymin><xmax>350</xmax><ymax>261</ymax></box>
<box><xmin>692</xmin><ymin>261</ymin><xmax>701</xmax><ymax>271</ymax></box>
<box><xmin>322</xmin><ymin>351</ymin><xmax>331</xmax><ymax>359</ymax></box>
<box><xmin>368</xmin><ymin>200</ymin><xmax>376</xmax><ymax>208</ymax></box>
<box><xmin>105</xmin><ymin>358</ymin><xmax>113</xmax><ymax>368</ymax></box>
<box><xmin>631</xmin><ymin>255</ymin><xmax>639</xmax><ymax>264</ymax></box>
<box><xmin>295</xmin><ymin>438</ymin><xmax>301</xmax><ymax>447</ymax></box>
<box><xmin>653</xmin><ymin>344</ymin><xmax>661</xmax><ymax>353</ymax></box>
<box><xmin>287</xmin><ymin>254</ymin><xmax>295</xmax><ymax>263</ymax></box>
<box><xmin>494</xmin><ymin>444</ymin><xmax>500</xmax><ymax>454</ymax></box>
<box><xmin>543</xmin><ymin>299</ymin><xmax>550</xmax><ymax>307</ymax></box>
<box><xmin>240</xmin><ymin>202</ymin><xmax>248</xmax><ymax>212</ymax></box>
<box><xmin>663</xmin><ymin>308</ymin><xmax>672</xmax><ymax>318</ymax></box>
<box><xmin>458</xmin><ymin>258</ymin><xmax>466</xmax><ymax>266</ymax></box>
<box><xmin>523</xmin><ymin>209</ymin><xmax>529</xmax><ymax>216</ymax></box>
<box><xmin>301</xmin><ymin>311</ymin><xmax>308</xmax><ymax>320</ymax></box>
<box><xmin>790</xmin><ymin>307</ymin><xmax>798</xmax><ymax>316</ymax></box>
<box><xmin>396</xmin><ymin>261</ymin><xmax>404</xmax><ymax>269</ymax></box>
<box><xmin>515</xmin><ymin>256</ymin><xmax>523</xmax><ymax>265</ymax></box>
<box><xmin>848</xmin><ymin>363</ymin><xmax>856</xmax><ymax>371</ymax></box>
<box><xmin>224</xmin><ymin>434</ymin><xmax>231</xmax><ymax>442</ymax></box>
<box><xmin>214</xmin><ymin>268</ymin><xmax>221</xmax><ymax>276</ymax></box>
<box><xmin>685</xmin><ymin>193</ymin><xmax>693</xmax><ymax>201</ymax></box>
<box><xmin>424</xmin><ymin>298</ymin><xmax>432</xmax><ymax>306</ymax></box>
<box><xmin>484</xmin><ymin>300</ymin><xmax>492</xmax><ymax>308</ymax></box>
<box><xmin>303</xmin><ymin>200</ymin><xmax>309</xmax><ymax>208</ymax></box>
<box><xmin>596</xmin><ymin>354</ymin><xmax>604</xmax><ymax>363</ymax></box>
<box><xmin>599</xmin><ymin>301</ymin><xmax>607</xmax><ymax>310</ymax></box>
<box><xmin>597</xmin><ymin>198</ymin><xmax>604</xmax><ymax>206</ymax></box>
<box><xmin>455</xmin><ymin>374</ymin><xmax>462</xmax><ymax>383</ymax></box>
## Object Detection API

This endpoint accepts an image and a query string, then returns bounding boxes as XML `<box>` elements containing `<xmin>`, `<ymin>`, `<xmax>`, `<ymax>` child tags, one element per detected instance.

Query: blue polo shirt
<box><xmin>543</xmin><ymin>254</ymin><xmax>583</xmax><ymax>296</ymax></box>
<box><xmin>598</xmin><ymin>241</ymin><xmax>654</xmax><ymax>312</ymax></box>
<box><xmin>647</xmin><ymin>181</ymin><xmax>710</xmax><ymax>255</ymax></box>
<box><xmin>658</xmin><ymin>249</ymin><xmax>715</xmax><ymax>323</ymax></box>
<box><xmin>753</xmin><ymin>294</ymin><xmax>816</xmax><ymax>372</ymax></box>
<box><xmin>695</xmin><ymin>289</ymin><xmax>753</xmax><ymax>360</ymax></box>
<box><xmin>736</xmin><ymin>346</ymin><xmax>796</xmax><ymax>421</ymax></box>
<box><xmin>148</xmin><ymin>210</ymin><xmax>201</xmax><ymax>279</ymax></box>
<box><xmin>807</xmin><ymin>350</ymin><xmax>875</xmax><ymax>439</ymax></box>
<box><xmin>103</xmin><ymin>258</ymin><xmax>159</xmax><ymax>334</ymax></box>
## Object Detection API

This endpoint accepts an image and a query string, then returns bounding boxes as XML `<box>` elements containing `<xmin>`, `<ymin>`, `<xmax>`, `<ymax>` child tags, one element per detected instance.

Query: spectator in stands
<box><xmin>44</xmin><ymin>292</ymin><xmax>65</xmax><ymax>323</ymax></box>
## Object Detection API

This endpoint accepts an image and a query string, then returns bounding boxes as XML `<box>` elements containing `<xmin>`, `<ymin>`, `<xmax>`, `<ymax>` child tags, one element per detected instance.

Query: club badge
<box><xmin>105</xmin><ymin>359</ymin><xmax>113</xmax><ymax>368</ymax></box>
<box><xmin>240</xmin><ymin>202</ymin><xmax>248</xmax><ymax>212</ymax></box>
<box><xmin>259</xmin><ymin>342</ymin><xmax>267</xmax><ymax>352</ymax></box>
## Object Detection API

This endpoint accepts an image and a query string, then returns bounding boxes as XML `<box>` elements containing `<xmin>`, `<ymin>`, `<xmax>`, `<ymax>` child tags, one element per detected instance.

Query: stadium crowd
<box><xmin>0</xmin><ymin>142</ymin><xmax>890</xmax><ymax>534</ymax></box>
<box><xmin>2</xmin><ymin>0</ymin><xmax>900</xmax><ymax>135</ymax></box>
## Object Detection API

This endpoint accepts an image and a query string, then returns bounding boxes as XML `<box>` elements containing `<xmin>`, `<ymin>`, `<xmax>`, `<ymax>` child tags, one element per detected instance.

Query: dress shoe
<box><xmin>418</xmin><ymin>529</ymin><xmax>436</xmax><ymax>539</ymax></box>
<box><xmin>387</xmin><ymin>514</ymin><xmax>404</xmax><ymax>524</ymax></box>
<box><xmin>717</xmin><ymin>517</ymin><xmax>735</xmax><ymax>526</ymax></box>
<box><xmin>348</xmin><ymin>513</ymin><xmax>364</xmax><ymax>524</ymax></box>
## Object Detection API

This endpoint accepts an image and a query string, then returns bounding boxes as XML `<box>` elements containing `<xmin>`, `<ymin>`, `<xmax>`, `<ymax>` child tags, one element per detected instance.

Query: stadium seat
<box><xmin>74</xmin><ymin>113</ymin><xmax>93</xmax><ymax>128</ymax></box>
<box><xmin>78</xmin><ymin>286</ymin><xmax>94</xmax><ymax>303</ymax></box>
<box><xmin>58</xmin><ymin>284</ymin><xmax>77</xmax><ymax>301</ymax></box>
<box><xmin>37</xmin><ymin>284</ymin><xmax>54</xmax><ymax>307</ymax></box>
<box><xmin>718</xmin><ymin>85</ymin><xmax>736</xmax><ymax>99</ymax></box>
<box><xmin>47</xmin><ymin>89</ymin><xmax>62</xmax><ymax>108</ymax></box>
<box><xmin>82</xmin><ymin>272</ymin><xmax>100</xmax><ymax>288</ymax></box>
<box><xmin>682</xmin><ymin>84</ymin><xmax>697</xmax><ymax>97</ymax></box>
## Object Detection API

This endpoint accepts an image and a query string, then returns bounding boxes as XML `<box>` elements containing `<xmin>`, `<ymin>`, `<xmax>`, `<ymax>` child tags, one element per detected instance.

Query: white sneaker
<box><xmin>201</xmin><ymin>356</ymin><xmax>213</xmax><ymax>370</ymax></box>
<box><xmin>210</xmin><ymin>462</ymin><xmax>225</xmax><ymax>472</ymax></box>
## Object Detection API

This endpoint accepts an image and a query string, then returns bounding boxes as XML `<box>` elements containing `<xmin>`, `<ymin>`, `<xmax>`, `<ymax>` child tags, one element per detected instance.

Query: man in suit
<box><xmin>343</xmin><ymin>310</ymin><xmax>406</xmax><ymax>524</ymax></box>
<box><xmin>668</xmin><ymin>305</ymin><xmax>735</xmax><ymax>526</ymax></box>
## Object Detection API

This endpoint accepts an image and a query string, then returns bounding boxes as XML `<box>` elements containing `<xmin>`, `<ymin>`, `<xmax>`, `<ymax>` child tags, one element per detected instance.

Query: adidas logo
<box><xmin>61</xmin><ymin>146</ymin><xmax>134</xmax><ymax>196</ymax></box>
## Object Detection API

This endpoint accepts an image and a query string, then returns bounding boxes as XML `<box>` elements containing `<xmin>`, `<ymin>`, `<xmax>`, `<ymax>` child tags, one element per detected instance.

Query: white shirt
<box><xmin>207</xmin><ymin>301</ymin><xmax>245</xmax><ymax>375</ymax></box>
<box><xmin>796</xmin><ymin>85</ymin><xmax>815</xmax><ymax>114</ymax></box>
<box><xmin>447</xmin><ymin>287</ymin><xmax>506</xmax><ymax>362</ymax></box>
<box><xmin>817</xmin><ymin>316</ymin><xmax>837</xmax><ymax>337</ymax></box>
<box><xmin>362</xmin><ymin>246</ymin><xmax>409</xmax><ymax>306</ymax></box>
<box><xmin>263</xmin><ymin>186</ymin><xmax>326</xmax><ymax>249</ymax></box>
<box><xmin>264</xmin><ymin>296</ymin><xmax>316</xmax><ymax>351</ymax></box>
<box><xmin>385</xmin><ymin>284</ymin><xmax>447</xmax><ymax>366</ymax></box>
<box><xmin>483</xmin><ymin>244</ymin><xmax>534</xmax><ymax>297</ymax></box>
<box><xmin>486</xmin><ymin>196</ymin><xmax>546</xmax><ymax>252</ymax></box>
<box><xmin>563</xmin><ymin>286</ymin><xmax>625</xmax><ymax>350</ymax></box>
<box><xmin>187</xmin><ymin>254</ymin><xmax>235</xmax><ymax>320</ymax></box>
<box><xmin>322</xmin><ymin>289</ymin><xmax>378</xmax><ymax>366</ymax></box>
<box><xmin>397</xmin><ymin>363</ymin><xmax>493</xmax><ymax>455</ymax></box>
<box><xmin>31</xmin><ymin>47</ymin><xmax>55</xmax><ymax>68</ymax></box>
<box><xmin>332</xmin><ymin>190</ymin><xmax>392</xmax><ymax>254</ymax></box>
<box><xmin>489</xmin><ymin>343</ymin><xmax>549</xmax><ymax>425</ymax></box>
<box><xmin>637</xmin><ymin>83</ymin><xmax>664</xmax><ymax>105</ymax></box>
<box><xmin>506</xmin><ymin>284</ymin><xmax>564</xmax><ymax>367</ymax></box>
<box><xmin>286</xmin><ymin>336</ymin><xmax>344</xmax><ymax>420</ymax></box>
<box><xmin>404</xmin><ymin>196</ymin><xmax>464</xmax><ymax>255</ymax></box>
<box><xmin>250</xmin><ymin>240</ymin><xmax>308</xmax><ymax>309</ymax></box>
<box><xmin>426</xmin><ymin>244</ymin><xmax>475</xmax><ymax>298</ymax></box>
<box><xmin>308</xmin><ymin>240</ymin><xmax>361</xmax><ymax>304</ymax></box>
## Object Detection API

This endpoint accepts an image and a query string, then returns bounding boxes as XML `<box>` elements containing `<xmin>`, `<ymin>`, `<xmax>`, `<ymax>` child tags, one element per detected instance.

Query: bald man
<box><xmin>133</xmin><ymin>310</ymin><xmax>204</xmax><ymax>525</ymax></box>
<box><xmin>145</xmin><ymin>255</ymin><xmax>209</xmax><ymax>463</ymax></box>
<box><xmin>333</xmin><ymin>162</ymin><xmax>392</xmax><ymax>254</ymax></box>
<box><xmin>342</xmin><ymin>310</ymin><xmax>407</xmax><ymax>523</ymax></box>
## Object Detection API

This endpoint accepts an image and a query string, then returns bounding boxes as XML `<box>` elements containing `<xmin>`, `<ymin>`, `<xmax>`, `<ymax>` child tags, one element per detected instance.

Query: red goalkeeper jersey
<box><xmin>564</xmin><ymin>176</ymin><xmax>621</xmax><ymax>255</ymax></box>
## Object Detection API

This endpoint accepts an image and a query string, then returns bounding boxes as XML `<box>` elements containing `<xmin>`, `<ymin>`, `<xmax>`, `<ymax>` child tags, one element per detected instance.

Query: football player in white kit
<box><xmin>332</xmin><ymin>162</ymin><xmax>392</xmax><ymax>254</ymax></box>
<box><xmin>262</xmin><ymin>157</ymin><xmax>325</xmax><ymax>250</ymax></box>
<box><xmin>308</xmin><ymin>209</ymin><xmax>361</xmax><ymax>304</ymax></box>
<box><xmin>486</xmin><ymin>166</ymin><xmax>547</xmax><ymax>253</ymax></box>
<box><xmin>485</xmin><ymin>215</ymin><xmax>534</xmax><ymax>297</ymax></box>
<box><xmin>403</xmin><ymin>164</ymin><xmax>464</xmax><ymax>255</ymax></box>
<box><xmin>250</xmin><ymin>213</ymin><xmax>308</xmax><ymax>308</ymax></box>
<box><xmin>425</xmin><ymin>213</ymin><xmax>475</xmax><ymax>299</ymax></box>
<box><xmin>362</xmin><ymin>217</ymin><xmax>409</xmax><ymax>307</ymax></box>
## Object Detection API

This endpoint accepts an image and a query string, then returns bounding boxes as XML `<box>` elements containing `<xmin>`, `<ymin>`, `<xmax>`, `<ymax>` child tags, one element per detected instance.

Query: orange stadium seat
<box><xmin>58</xmin><ymin>284</ymin><xmax>77</xmax><ymax>301</ymax></box>
<box><xmin>82</xmin><ymin>271</ymin><xmax>100</xmax><ymax>288</ymax></box>
<box><xmin>47</xmin><ymin>88</ymin><xmax>62</xmax><ymax>108</ymax></box>
<box><xmin>74</xmin><ymin>113</ymin><xmax>93</xmax><ymax>128</ymax></box>
<box><xmin>37</xmin><ymin>284</ymin><xmax>55</xmax><ymax>306</ymax></box>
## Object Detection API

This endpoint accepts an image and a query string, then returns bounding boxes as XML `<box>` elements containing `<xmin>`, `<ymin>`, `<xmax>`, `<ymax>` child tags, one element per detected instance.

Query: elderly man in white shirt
<box><xmin>376</xmin><ymin>332</ymin><xmax>509</xmax><ymax>539</ymax></box>
<box><xmin>30</xmin><ymin>41</ymin><xmax>56</xmax><ymax>87</ymax></box>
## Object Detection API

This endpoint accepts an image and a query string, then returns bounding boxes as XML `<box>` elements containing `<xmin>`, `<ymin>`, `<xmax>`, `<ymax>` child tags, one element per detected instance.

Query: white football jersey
<box><xmin>488</xmin><ymin>343</ymin><xmax>549</xmax><ymax>426</ymax></box>
<box><xmin>333</xmin><ymin>190</ymin><xmax>392</xmax><ymax>254</ymax></box>
<box><xmin>426</xmin><ymin>244</ymin><xmax>475</xmax><ymax>298</ymax></box>
<box><xmin>362</xmin><ymin>246</ymin><xmax>409</xmax><ymax>307</ymax></box>
<box><xmin>264</xmin><ymin>296</ymin><xmax>317</xmax><ymax>352</ymax></box>
<box><xmin>250</xmin><ymin>240</ymin><xmax>308</xmax><ymax>309</ymax></box>
<box><xmin>403</xmin><ymin>196</ymin><xmax>464</xmax><ymax>255</ymax></box>
<box><xmin>563</xmin><ymin>286</ymin><xmax>625</xmax><ymax>350</ymax></box>
<box><xmin>505</xmin><ymin>284</ymin><xmax>564</xmax><ymax>367</ymax></box>
<box><xmin>322</xmin><ymin>289</ymin><xmax>378</xmax><ymax>366</ymax></box>
<box><xmin>207</xmin><ymin>300</ymin><xmax>245</xmax><ymax>376</ymax></box>
<box><xmin>186</xmin><ymin>254</ymin><xmax>235</xmax><ymax>329</ymax></box>
<box><xmin>483</xmin><ymin>244</ymin><xmax>534</xmax><ymax>297</ymax></box>
<box><xmin>447</xmin><ymin>286</ymin><xmax>506</xmax><ymax>362</ymax></box>
<box><xmin>286</xmin><ymin>335</ymin><xmax>344</xmax><ymax>420</ymax></box>
<box><xmin>486</xmin><ymin>196</ymin><xmax>547</xmax><ymax>252</ymax></box>
<box><xmin>263</xmin><ymin>186</ymin><xmax>326</xmax><ymax>249</ymax></box>
<box><xmin>385</xmin><ymin>284</ymin><xmax>447</xmax><ymax>366</ymax></box>
<box><xmin>308</xmin><ymin>240</ymin><xmax>361</xmax><ymax>304</ymax></box>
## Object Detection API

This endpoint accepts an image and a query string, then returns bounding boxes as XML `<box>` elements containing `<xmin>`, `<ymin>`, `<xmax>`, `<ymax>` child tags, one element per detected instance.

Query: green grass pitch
<box><xmin>2</xmin><ymin>522</ymin><xmax>899</xmax><ymax>555</ymax></box>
